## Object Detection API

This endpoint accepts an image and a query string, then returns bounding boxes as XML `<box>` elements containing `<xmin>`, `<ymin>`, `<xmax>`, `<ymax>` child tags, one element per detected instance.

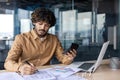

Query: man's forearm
<box><xmin>4</xmin><ymin>60</ymin><xmax>22</xmax><ymax>72</ymax></box>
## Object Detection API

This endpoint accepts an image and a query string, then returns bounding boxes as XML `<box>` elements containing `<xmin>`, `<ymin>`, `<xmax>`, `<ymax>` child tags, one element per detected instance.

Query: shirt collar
<box><xmin>31</xmin><ymin>29</ymin><xmax>38</xmax><ymax>40</ymax></box>
<box><xmin>31</xmin><ymin>29</ymin><xmax>48</xmax><ymax>41</ymax></box>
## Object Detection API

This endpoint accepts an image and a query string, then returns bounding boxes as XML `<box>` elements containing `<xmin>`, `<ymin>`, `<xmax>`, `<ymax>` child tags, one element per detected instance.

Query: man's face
<box><xmin>34</xmin><ymin>21</ymin><xmax>50</xmax><ymax>37</ymax></box>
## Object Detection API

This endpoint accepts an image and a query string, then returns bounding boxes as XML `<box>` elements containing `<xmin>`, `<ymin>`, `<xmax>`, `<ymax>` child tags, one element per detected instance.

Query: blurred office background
<box><xmin>0</xmin><ymin>0</ymin><xmax>120</xmax><ymax>69</ymax></box>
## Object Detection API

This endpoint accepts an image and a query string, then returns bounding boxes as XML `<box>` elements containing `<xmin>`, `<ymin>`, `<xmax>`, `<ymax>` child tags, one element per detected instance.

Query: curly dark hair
<box><xmin>31</xmin><ymin>7</ymin><xmax>56</xmax><ymax>27</ymax></box>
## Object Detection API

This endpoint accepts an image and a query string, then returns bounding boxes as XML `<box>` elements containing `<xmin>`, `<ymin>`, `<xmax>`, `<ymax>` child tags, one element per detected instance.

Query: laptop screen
<box><xmin>92</xmin><ymin>41</ymin><xmax>110</xmax><ymax>72</ymax></box>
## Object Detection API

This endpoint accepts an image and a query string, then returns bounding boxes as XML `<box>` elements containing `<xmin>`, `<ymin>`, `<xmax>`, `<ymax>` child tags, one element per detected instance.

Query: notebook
<box><xmin>68</xmin><ymin>41</ymin><xmax>110</xmax><ymax>73</ymax></box>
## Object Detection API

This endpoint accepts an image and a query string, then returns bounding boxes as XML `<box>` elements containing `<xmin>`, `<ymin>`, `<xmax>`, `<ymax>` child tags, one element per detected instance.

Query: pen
<box><xmin>25</xmin><ymin>61</ymin><xmax>32</xmax><ymax>66</ymax></box>
<box><xmin>16</xmin><ymin>71</ymin><xmax>23</xmax><ymax>77</ymax></box>
<box><xmin>18</xmin><ymin>71</ymin><xmax>23</xmax><ymax>77</ymax></box>
<box><xmin>25</xmin><ymin>61</ymin><xmax>39</xmax><ymax>72</ymax></box>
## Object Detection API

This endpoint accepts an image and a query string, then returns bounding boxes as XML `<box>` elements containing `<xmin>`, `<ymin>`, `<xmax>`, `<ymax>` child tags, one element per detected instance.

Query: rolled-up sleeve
<box><xmin>55</xmin><ymin>37</ymin><xmax>73</xmax><ymax>65</ymax></box>
<box><xmin>4</xmin><ymin>35</ymin><xmax>23</xmax><ymax>72</ymax></box>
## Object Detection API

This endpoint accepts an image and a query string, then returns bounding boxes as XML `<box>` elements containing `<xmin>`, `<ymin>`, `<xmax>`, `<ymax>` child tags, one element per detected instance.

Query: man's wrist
<box><xmin>17</xmin><ymin>63</ymin><xmax>24</xmax><ymax>73</ymax></box>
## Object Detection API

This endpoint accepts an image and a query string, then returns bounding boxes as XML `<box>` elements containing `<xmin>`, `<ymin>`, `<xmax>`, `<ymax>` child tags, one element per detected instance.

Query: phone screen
<box><xmin>65</xmin><ymin>43</ymin><xmax>79</xmax><ymax>53</ymax></box>
<box><xmin>70</xmin><ymin>43</ymin><xmax>79</xmax><ymax>50</ymax></box>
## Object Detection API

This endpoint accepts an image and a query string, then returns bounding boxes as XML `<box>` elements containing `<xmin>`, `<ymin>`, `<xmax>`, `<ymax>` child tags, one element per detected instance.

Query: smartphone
<box><xmin>70</xmin><ymin>43</ymin><xmax>79</xmax><ymax>50</ymax></box>
<box><xmin>66</xmin><ymin>43</ymin><xmax>79</xmax><ymax>53</ymax></box>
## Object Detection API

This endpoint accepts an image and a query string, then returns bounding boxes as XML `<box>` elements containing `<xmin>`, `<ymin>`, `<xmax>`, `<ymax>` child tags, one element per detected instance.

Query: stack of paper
<box><xmin>0</xmin><ymin>66</ymin><xmax>86</xmax><ymax>80</ymax></box>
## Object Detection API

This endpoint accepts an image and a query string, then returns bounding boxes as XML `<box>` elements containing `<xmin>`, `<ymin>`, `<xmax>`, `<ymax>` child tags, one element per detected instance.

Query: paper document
<box><xmin>0</xmin><ymin>72</ymin><xmax>24</xmax><ymax>80</ymax></box>
<box><xmin>45</xmin><ymin>66</ymin><xmax>81</xmax><ymax>78</ymax></box>
<box><xmin>0</xmin><ymin>66</ymin><xmax>82</xmax><ymax>80</ymax></box>
<box><xmin>0</xmin><ymin>70</ymin><xmax>56</xmax><ymax>80</ymax></box>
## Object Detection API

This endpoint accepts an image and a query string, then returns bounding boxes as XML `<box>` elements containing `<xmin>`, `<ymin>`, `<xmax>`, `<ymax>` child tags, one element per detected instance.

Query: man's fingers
<box><xmin>19</xmin><ymin>63</ymin><xmax>37</xmax><ymax>75</ymax></box>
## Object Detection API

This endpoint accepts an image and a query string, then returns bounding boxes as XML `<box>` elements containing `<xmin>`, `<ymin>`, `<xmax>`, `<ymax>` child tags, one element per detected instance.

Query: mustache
<box><xmin>38</xmin><ymin>29</ymin><xmax>46</xmax><ymax>32</ymax></box>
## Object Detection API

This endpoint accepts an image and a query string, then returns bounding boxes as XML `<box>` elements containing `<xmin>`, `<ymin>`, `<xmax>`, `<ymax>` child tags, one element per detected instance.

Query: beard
<box><xmin>36</xmin><ymin>29</ymin><xmax>48</xmax><ymax>38</ymax></box>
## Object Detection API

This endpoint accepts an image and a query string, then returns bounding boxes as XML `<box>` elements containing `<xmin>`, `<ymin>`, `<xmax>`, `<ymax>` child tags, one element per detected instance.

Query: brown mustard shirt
<box><xmin>4</xmin><ymin>29</ymin><xmax>72</xmax><ymax>72</ymax></box>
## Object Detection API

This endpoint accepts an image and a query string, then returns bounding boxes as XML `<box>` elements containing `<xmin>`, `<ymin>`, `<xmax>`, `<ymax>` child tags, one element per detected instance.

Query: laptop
<box><xmin>68</xmin><ymin>41</ymin><xmax>110</xmax><ymax>73</ymax></box>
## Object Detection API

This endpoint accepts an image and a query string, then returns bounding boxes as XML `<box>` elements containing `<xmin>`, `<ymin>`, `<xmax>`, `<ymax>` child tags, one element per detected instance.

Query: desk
<box><xmin>77</xmin><ymin>60</ymin><xmax>120</xmax><ymax>80</ymax></box>
<box><xmin>0</xmin><ymin>59</ymin><xmax>120</xmax><ymax>80</ymax></box>
<box><xmin>91</xmin><ymin>60</ymin><xmax>120</xmax><ymax>80</ymax></box>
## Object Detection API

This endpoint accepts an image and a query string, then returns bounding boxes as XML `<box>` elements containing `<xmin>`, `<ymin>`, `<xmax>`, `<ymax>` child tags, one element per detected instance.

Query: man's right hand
<box><xmin>18</xmin><ymin>63</ymin><xmax>37</xmax><ymax>75</ymax></box>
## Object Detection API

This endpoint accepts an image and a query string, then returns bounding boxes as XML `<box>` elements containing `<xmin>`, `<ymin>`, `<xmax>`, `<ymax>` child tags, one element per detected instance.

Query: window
<box><xmin>0</xmin><ymin>14</ymin><xmax>14</xmax><ymax>39</ymax></box>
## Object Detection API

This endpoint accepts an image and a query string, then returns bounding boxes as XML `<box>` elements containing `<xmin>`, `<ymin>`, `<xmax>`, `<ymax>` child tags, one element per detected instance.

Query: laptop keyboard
<box><xmin>78</xmin><ymin>63</ymin><xmax>94</xmax><ymax>70</ymax></box>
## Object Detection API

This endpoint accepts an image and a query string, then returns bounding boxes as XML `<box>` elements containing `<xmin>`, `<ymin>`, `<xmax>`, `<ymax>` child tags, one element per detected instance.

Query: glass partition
<box><xmin>0</xmin><ymin>0</ymin><xmax>119</xmax><ymax>62</ymax></box>
<box><xmin>51</xmin><ymin>0</ymin><xmax>119</xmax><ymax>61</ymax></box>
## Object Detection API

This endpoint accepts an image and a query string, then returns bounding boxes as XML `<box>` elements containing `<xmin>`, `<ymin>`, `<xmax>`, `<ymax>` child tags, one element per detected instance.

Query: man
<box><xmin>4</xmin><ymin>7</ymin><xmax>77</xmax><ymax>75</ymax></box>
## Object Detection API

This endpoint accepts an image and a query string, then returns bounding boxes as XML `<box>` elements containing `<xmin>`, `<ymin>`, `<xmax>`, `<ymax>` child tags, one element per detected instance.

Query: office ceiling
<box><xmin>0</xmin><ymin>0</ymin><xmax>115</xmax><ymax>14</ymax></box>
<box><xmin>17</xmin><ymin>0</ymin><xmax>91</xmax><ymax>10</ymax></box>
<box><xmin>0</xmin><ymin>0</ymin><xmax>92</xmax><ymax>11</ymax></box>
